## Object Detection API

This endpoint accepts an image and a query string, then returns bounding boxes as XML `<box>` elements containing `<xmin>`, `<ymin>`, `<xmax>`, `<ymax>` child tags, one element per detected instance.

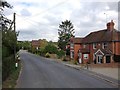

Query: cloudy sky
<box><xmin>3</xmin><ymin>0</ymin><xmax>119</xmax><ymax>41</ymax></box>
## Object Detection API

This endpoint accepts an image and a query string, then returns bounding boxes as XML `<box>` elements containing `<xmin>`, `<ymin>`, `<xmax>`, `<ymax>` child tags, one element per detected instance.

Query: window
<box><xmin>83</xmin><ymin>44</ymin><xmax>86</xmax><ymax>48</ymax></box>
<box><xmin>102</xmin><ymin>43</ymin><xmax>108</xmax><ymax>49</ymax></box>
<box><xmin>70</xmin><ymin>43</ymin><xmax>74</xmax><ymax>48</ymax></box>
<box><xmin>84</xmin><ymin>54</ymin><xmax>89</xmax><ymax>59</ymax></box>
<box><xmin>93</xmin><ymin>43</ymin><xmax>97</xmax><ymax>49</ymax></box>
<box><xmin>70</xmin><ymin>51</ymin><xmax>74</xmax><ymax>58</ymax></box>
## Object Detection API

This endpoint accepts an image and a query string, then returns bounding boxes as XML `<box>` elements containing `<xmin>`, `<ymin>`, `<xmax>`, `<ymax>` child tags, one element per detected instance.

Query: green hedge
<box><xmin>57</xmin><ymin>50</ymin><xmax>65</xmax><ymax>59</ymax></box>
<box><xmin>2</xmin><ymin>55</ymin><xmax>16</xmax><ymax>81</ymax></box>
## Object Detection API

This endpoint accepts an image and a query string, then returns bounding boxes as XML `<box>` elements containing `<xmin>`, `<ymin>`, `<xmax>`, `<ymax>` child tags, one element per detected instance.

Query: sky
<box><xmin>3</xmin><ymin>0</ymin><xmax>119</xmax><ymax>42</ymax></box>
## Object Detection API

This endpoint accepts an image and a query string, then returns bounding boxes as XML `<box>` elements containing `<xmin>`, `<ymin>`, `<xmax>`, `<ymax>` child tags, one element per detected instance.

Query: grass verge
<box><xmin>2</xmin><ymin>61</ymin><xmax>21</xmax><ymax>88</ymax></box>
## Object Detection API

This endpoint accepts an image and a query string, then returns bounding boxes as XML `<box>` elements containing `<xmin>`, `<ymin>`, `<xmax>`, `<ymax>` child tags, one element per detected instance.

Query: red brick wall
<box><xmin>115</xmin><ymin>42</ymin><xmax>120</xmax><ymax>55</ymax></box>
<box><xmin>74</xmin><ymin>44</ymin><xmax>81</xmax><ymax>60</ymax></box>
<box><xmin>89</xmin><ymin>44</ymin><xmax>94</xmax><ymax>63</ymax></box>
<box><xmin>82</xmin><ymin>54</ymin><xmax>90</xmax><ymax>64</ymax></box>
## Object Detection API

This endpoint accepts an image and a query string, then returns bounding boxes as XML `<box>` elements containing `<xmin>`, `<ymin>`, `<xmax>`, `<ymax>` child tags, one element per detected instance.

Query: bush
<box><xmin>114</xmin><ymin>55</ymin><xmax>120</xmax><ymax>62</ymax></box>
<box><xmin>45</xmin><ymin>52</ymin><xmax>50</xmax><ymax>58</ymax></box>
<box><xmin>44</xmin><ymin>44</ymin><xmax>58</xmax><ymax>54</ymax></box>
<box><xmin>74</xmin><ymin>60</ymin><xmax>78</xmax><ymax>65</ymax></box>
<box><xmin>39</xmin><ymin>47</ymin><xmax>46</xmax><ymax>56</ymax></box>
<box><xmin>2</xmin><ymin>55</ymin><xmax>16</xmax><ymax>81</ymax></box>
<box><xmin>57</xmin><ymin>50</ymin><xmax>65</xmax><ymax>59</ymax></box>
<box><xmin>62</xmin><ymin>57</ymin><xmax>67</xmax><ymax>61</ymax></box>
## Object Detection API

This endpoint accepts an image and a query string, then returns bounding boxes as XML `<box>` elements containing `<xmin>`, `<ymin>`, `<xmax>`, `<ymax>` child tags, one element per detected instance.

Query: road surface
<box><xmin>16</xmin><ymin>50</ymin><xmax>116</xmax><ymax>88</ymax></box>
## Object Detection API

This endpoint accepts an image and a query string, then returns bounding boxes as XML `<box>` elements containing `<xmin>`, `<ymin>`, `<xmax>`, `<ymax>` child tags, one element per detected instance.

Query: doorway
<box><xmin>97</xmin><ymin>55</ymin><xmax>103</xmax><ymax>64</ymax></box>
<box><xmin>106</xmin><ymin>56</ymin><xmax>111</xmax><ymax>63</ymax></box>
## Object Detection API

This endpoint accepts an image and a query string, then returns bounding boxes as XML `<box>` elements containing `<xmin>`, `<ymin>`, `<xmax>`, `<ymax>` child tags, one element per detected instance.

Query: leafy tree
<box><xmin>58</xmin><ymin>20</ymin><xmax>75</xmax><ymax>50</ymax></box>
<box><xmin>1</xmin><ymin>0</ymin><xmax>19</xmax><ymax>81</ymax></box>
<box><xmin>44</xmin><ymin>43</ymin><xmax>58</xmax><ymax>54</ymax></box>
<box><xmin>39</xmin><ymin>39</ymin><xmax>48</xmax><ymax>49</ymax></box>
<box><xmin>57</xmin><ymin>50</ymin><xmax>65</xmax><ymax>59</ymax></box>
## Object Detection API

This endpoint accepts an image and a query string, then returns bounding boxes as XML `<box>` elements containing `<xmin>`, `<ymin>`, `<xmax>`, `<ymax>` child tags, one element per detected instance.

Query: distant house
<box><xmin>31</xmin><ymin>40</ymin><xmax>40</xmax><ymax>50</ymax></box>
<box><xmin>70</xmin><ymin>20</ymin><xmax>120</xmax><ymax>64</ymax></box>
<box><xmin>70</xmin><ymin>37</ymin><xmax>83</xmax><ymax>62</ymax></box>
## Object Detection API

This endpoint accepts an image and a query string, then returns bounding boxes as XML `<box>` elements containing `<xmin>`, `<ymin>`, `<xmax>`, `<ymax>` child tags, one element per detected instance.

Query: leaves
<box><xmin>0</xmin><ymin>1</ymin><xmax>13</xmax><ymax>8</ymax></box>
<box><xmin>58</xmin><ymin>20</ymin><xmax>75</xmax><ymax>50</ymax></box>
<box><xmin>1</xmin><ymin>1</ymin><xmax>17</xmax><ymax>56</ymax></box>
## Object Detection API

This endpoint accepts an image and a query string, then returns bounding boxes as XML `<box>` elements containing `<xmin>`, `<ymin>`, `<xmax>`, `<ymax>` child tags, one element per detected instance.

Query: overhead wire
<box><xmin>15</xmin><ymin>0</ymin><xmax>69</xmax><ymax>23</ymax></box>
<box><xmin>16</xmin><ymin>15</ymin><xmax>58</xmax><ymax>36</ymax></box>
<box><xmin>15</xmin><ymin>0</ymin><xmax>69</xmax><ymax>40</ymax></box>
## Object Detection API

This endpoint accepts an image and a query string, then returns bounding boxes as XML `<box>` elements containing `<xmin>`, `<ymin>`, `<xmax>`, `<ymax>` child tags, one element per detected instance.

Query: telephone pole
<box><xmin>13</xmin><ymin>13</ymin><xmax>16</xmax><ymax>58</ymax></box>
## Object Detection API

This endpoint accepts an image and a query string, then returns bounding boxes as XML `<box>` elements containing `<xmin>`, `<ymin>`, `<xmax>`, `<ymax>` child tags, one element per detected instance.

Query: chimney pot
<box><xmin>106</xmin><ymin>20</ymin><xmax>114</xmax><ymax>31</ymax></box>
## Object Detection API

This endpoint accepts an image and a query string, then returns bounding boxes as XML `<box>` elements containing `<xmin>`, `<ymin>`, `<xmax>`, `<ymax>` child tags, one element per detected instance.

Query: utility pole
<box><xmin>13</xmin><ymin>13</ymin><xmax>16</xmax><ymax>59</ymax></box>
<box><xmin>13</xmin><ymin>12</ymin><xmax>18</xmax><ymax>68</ymax></box>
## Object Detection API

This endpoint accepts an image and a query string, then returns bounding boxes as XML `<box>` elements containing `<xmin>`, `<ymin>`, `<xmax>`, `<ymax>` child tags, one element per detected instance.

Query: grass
<box><xmin>2</xmin><ymin>61</ymin><xmax>21</xmax><ymax>88</ymax></box>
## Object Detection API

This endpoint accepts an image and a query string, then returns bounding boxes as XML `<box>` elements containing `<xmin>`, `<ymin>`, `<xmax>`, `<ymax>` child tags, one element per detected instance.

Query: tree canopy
<box><xmin>58</xmin><ymin>20</ymin><xmax>75</xmax><ymax>50</ymax></box>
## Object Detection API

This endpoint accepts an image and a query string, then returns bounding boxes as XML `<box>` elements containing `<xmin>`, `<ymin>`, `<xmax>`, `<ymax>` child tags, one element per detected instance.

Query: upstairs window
<box><xmin>102</xmin><ymin>43</ymin><xmax>108</xmax><ymax>49</ymax></box>
<box><xmin>93</xmin><ymin>43</ymin><xmax>97</xmax><ymax>49</ymax></box>
<box><xmin>83</xmin><ymin>44</ymin><xmax>86</xmax><ymax>48</ymax></box>
<box><xmin>70</xmin><ymin>43</ymin><xmax>74</xmax><ymax>48</ymax></box>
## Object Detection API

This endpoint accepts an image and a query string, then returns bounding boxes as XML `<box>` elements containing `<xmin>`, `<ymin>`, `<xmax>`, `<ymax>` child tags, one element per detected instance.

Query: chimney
<box><xmin>106</xmin><ymin>20</ymin><xmax>115</xmax><ymax>31</ymax></box>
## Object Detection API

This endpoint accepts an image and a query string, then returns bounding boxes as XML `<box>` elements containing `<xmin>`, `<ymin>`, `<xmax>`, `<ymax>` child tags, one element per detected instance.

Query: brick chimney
<box><xmin>106</xmin><ymin>20</ymin><xmax>115</xmax><ymax>31</ymax></box>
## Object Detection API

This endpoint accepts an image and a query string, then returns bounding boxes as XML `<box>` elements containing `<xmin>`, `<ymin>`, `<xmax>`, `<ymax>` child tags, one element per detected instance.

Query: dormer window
<box><xmin>102</xmin><ymin>43</ymin><xmax>108</xmax><ymax>49</ymax></box>
<box><xmin>93</xmin><ymin>43</ymin><xmax>97</xmax><ymax>49</ymax></box>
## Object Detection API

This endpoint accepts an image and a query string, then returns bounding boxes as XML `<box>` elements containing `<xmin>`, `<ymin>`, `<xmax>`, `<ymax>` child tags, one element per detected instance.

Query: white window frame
<box><xmin>70</xmin><ymin>43</ymin><xmax>74</xmax><ymax>49</ymax></box>
<box><xmin>102</xmin><ymin>43</ymin><xmax>108</xmax><ymax>49</ymax></box>
<box><xmin>83</xmin><ymin>44</ymin><xmax>86</xmax><ymax>48</ymax></box>
<box><xmin>93</xmin><ymin>43</ymin><xmax>97</xmax><ymax>49</ymax></box>
<box><xmin>84</xmin><ymin>54</ymin><xmax>88</xmax><ymax>59</ymax></box>
<box><xmin>70</xmin><ymin>51</ymin><xmax>74</xmax><ymax>58</ymax></box>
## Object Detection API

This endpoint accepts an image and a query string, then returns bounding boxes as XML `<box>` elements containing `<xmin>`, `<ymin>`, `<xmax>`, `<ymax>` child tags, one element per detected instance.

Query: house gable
<box><xmin>95</xmin><ymin>49</ymin><xmax>104</xmax><ymax>55</ymax></box>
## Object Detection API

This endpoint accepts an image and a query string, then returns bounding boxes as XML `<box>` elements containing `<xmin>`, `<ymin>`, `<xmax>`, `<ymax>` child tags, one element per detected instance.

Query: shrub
<box><xmin>45</xmin><ymin>52</ymin><xmax>50</xmax><ymax>58</ymax></box>
<box><xmin>39</xmin><ymin>47</ymin><xmax>46</xmax><ymax>56</ymax></box>
<box><xmin>57</xmin><ymin>50</ymin><xmax>65</xmax><ymax>59</ymax></box>
<box><xmin>62</xmin><ymin>56</ymin><xmax>67</xmax><ymax>61</ymax></box>
<box><xmin>44</xmin><ymin>44</ymin><xmax>58</xmax><ymax>54</ymax></box>
<box><xmin>74</xmin><ymin>60</ymin><xmax>78</xmax><ymax>65</ymax></box>
<box><xmin>2</xmin><ymin>55</ymin><xmax>16</xmax><ymax>81</ymax></box>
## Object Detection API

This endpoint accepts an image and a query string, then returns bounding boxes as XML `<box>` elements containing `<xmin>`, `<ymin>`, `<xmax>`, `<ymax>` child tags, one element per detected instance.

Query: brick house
<box><xmin>78</xmin><ymin>20</ymin><xmax>120</xmax><ymax>64</ymax></box>
<box><xmin>69</xmin><ymin>20</ymin><xmax>120</xmax><ymax>64</ymax></box>
<box><xmin>70</xmin><ymin>37</ymin><xmax>83</xmax><ymax>62</ymax></box>
<box><xmin>31</xmin><ymin>40</ymin><xmax>40</xmax><ymax>50</ymax></box>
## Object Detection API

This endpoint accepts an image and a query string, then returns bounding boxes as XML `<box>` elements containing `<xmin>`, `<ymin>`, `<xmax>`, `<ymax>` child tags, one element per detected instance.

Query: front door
<box><xmin>97</xmin><ymin>55</ymin><xmax>103</xmax><ymax>64</ymax></box>
<box><xmin>106</xmin><ymin>56</ymin><xmax>111</xmax><ymax>63</ymax></box>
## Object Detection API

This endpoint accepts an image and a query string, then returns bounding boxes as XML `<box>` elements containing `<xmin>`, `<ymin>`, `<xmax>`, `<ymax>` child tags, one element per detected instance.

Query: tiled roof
<box><xmin>31</xmin><ymin>40</ymin><xmax>40</xmax><ymax>47</ymax></box>
<box><xmin>70</xmin><ymin>37</ymin><xmax>83</xmax><ymax>44</ymax></box>
<box><xmin>82</xmin><ymin>29</ymin><xmax>120</xmax><ymax>43</ymax></box>
<box><xmin>95</xmin><ymin>49</ymin><xmax>112</xmax><ymax>55</ymax></box>
<box><xmin>79</xmin><ymin>48</ymin><xmax>90</xmax><ymax>54</ymax></box>
<box><xmin>73</xmin><ymin>38</ymin><xmax>83</xmax><ymax>44</ymax></box>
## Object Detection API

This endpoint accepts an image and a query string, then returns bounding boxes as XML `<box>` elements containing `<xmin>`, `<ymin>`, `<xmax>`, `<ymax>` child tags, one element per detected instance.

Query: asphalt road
<box><xmin>16</xmin><ymin>50</ymin><xmax>116</xmax><ymax>88</ymax></box>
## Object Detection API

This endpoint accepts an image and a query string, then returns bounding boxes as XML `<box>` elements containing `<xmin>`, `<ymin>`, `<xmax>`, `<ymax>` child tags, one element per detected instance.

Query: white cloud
<box><xmin>3</xmin><ymin>0</ymin><xmax>119</xmax><ymax>42</ymax></box>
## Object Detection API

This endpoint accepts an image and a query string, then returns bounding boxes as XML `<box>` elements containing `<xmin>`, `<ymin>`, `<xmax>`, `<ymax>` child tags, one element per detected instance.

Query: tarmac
<box><xmin>47</xmin><ymin>58</ymin><xmax>120</xmax><ymax>88</ymax></box>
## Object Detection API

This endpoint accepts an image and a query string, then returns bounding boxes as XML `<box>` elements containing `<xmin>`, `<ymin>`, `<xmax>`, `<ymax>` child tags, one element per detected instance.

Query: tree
<box><xmin>1</xmin><ymin>0</ymin><xmax>19</xmax><ymax>81</ymax></box>
<box><xmin>44</xmin><ymin>43</ymin><xmax>58</xmax><ymax>54</ymax></box>
<box><xmin>1</xmin><ymin>0</ymin><xmax>15</xmax><ymax>56</ymax></box>
<box><xmin>58</xmin><ymin>20</ymin><xmax>75</xmax><ymax>50</ymax></box>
